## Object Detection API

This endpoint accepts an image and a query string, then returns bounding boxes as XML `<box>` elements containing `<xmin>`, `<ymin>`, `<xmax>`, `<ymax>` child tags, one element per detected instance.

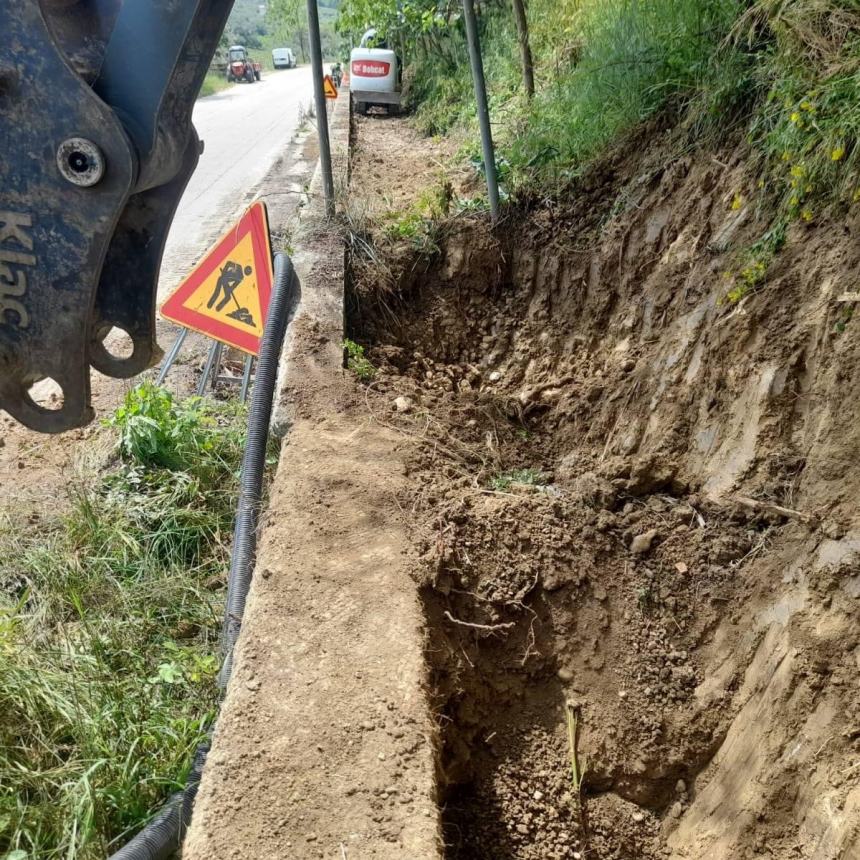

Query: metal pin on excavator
<box><xmin>0</xmin><ymin>0</ymin><xmax>240</xmax><ymax>433</ymax></box>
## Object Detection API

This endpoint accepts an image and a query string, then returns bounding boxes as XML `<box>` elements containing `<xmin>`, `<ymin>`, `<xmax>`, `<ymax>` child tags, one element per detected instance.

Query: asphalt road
<box><xmin>159</xmin><ymin>65</ymin><xmax>315</xmax><ymax>298</ymax></box>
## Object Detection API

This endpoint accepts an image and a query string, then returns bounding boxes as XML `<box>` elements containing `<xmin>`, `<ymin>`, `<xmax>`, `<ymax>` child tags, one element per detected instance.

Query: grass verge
<box><xmin>199</xmin><ymin>73</ymin><xmax>232</xmax><ymax>98</ymax></box>
<box><xmin>0</xmin><ymin>383</ymin><xmax>246</xmax><ymax>859</ymax></box>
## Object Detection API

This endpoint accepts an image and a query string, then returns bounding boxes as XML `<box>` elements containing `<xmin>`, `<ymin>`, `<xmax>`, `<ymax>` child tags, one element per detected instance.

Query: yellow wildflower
<box><xmin>800</xmin><ymin>100</ymin><xmax>815</xmax><ymax>112</ymax></box>
<box><xmin>789</xmin><ymin>196</ymin><xmax>799</xmax><ymax>207</ymax></box>
<box><xmin>801</xmin><ymin>209</ymin><xmax>813</xmax><ymax>222</ymax></box>
<box><xmin>731</xmin><ymin>193</ymin><xmax>743</xmax><ymax>211</ymax></box>
<box><xmin>790</xmin><ymin>164</ymin><xmax>805</xmax><ymax>177</ymax></box>
<box><xmin>831</xmin><ymin>146</ymin><xmax>845</xmax><ymax>161</ymax></box>
<box><xmin>790</xmin><ymin>111</ymin><xmax>801</xmax><ymax>124</ymax></box>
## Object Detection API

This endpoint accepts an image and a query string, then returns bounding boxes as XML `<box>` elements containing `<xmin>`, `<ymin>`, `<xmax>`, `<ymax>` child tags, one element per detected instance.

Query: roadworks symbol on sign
<box><xmin>324</xmin><ymin>74</ymin><xmax>338</xmax><ymax>99</ymax></box>
<box><xmin>161</xmin><ymin>202</ymin><xmax>273</xmax><ymax>356</ymax></box>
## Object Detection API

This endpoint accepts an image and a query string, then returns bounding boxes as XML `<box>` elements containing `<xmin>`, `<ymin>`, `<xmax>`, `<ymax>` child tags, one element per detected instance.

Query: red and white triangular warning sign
<box><xmin>324</xmin><ymin>74</ymin><xmax>338</xmax><ymax>99</ymax></box>
<box><xmin>161</xmin><ymin>202</ymin><xmax>274</xmax><ymax>356</ymax></box>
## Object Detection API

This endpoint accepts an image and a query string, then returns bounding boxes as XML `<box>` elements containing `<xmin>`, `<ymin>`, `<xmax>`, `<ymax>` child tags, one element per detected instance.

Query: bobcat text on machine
<box><xmin>0</xmin><ymin>0</ymin><xmax>244</xmax><ymax>434</ymax></box>
<box><xmin>350</xmin><ymin>28</ymin><xmax>402</xmax><ymax>116</ymax></box>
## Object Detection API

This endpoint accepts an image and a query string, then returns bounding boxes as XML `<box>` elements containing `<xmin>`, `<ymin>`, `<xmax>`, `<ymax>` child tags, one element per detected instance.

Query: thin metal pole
<box><xmin>462</xmin><ymin>0</ymin><xmax>500</xmax><ymax>222</ymax></box>
<box><xmin>240</xmin><ymin>354</ymin><xmax>254</xmax><ymax>403</ymax></box>
<box><xmin>197</xmin><ymin>341</ymin><xmax>220</xmax><ymax>396</ymax></box>
<box><xmin>307</xmin><ymin>0</ymin><xmax>335</xmax><ymax>218</ymax></box>
<box><xmin>156</xmin><ymin>327</ymin><xmax>189</xmax><ymax>385</ymax></box>
<box><xmin>209</xmin><ymin>343</ymin><xmax>223</xmax><ymax>390</ymax></box>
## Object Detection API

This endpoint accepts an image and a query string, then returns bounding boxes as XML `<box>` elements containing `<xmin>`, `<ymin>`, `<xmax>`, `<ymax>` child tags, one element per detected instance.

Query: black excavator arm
<box><xmin>0</xmin><ymin>0</ymin><xmax>238</xmax><ymax>433</ymax></box>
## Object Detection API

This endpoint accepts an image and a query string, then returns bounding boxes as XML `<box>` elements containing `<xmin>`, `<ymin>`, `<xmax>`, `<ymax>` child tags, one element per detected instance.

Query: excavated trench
<box><xmin>346</xmin><ymin>221</ymin><xmax>777</xmax><ymax>859</ymax></box>
<box><xmin>342</xmin><ymin>104</ymin><xmax>860</xmax><ymax>856</ymax></box>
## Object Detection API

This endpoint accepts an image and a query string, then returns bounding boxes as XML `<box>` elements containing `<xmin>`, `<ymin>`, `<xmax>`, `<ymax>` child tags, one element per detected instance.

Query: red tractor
<box><xmin>226</xmin><ymin>45</ymin><xmax>261</xmax><ymax>83</ymax></box>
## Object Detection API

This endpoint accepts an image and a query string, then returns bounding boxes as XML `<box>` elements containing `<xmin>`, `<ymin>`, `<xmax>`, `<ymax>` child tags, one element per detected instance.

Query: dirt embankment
<box><xmin>348</xmin><ymin>115</ymin><xmax>860</xmax><ymax>859</ymax></box>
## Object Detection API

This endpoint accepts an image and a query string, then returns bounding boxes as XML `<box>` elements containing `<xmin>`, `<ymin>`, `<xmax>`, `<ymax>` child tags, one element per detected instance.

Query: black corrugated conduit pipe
<box><xmin>108</xmin><ymin>252</ymin><xmax>297</xmax><ymax>860</ymax></box>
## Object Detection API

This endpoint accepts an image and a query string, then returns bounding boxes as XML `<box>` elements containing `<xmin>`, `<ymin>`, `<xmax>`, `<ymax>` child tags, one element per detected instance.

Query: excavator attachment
<box><xmin>0</xmin><ymin>0</ymin><xmax>236</xmax><ymax>433</ymax></box>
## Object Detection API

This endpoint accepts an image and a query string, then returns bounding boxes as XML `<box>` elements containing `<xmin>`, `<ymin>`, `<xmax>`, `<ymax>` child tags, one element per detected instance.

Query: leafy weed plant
<box><xmin>343</xmin><ymin>339</ymin><xmax>376</xmax><ymax>382</ymax></box>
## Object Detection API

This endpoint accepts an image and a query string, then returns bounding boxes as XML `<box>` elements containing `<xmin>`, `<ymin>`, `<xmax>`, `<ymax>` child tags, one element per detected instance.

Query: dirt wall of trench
<box><xmin>348</xmin><ymin>116</ymin><xmax>860</xmax><ymax>860</ymax></box>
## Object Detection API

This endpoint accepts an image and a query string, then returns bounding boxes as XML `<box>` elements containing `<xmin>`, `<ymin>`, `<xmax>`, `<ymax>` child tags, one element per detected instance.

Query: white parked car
<box><xmin>272</xmin><ymin>48</ymin><xmax>296</xmax><ymax>69</ymax></box>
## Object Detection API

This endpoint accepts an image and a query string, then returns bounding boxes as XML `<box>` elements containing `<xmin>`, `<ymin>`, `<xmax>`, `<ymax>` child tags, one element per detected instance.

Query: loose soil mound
<box><xmin>349</xmin><ymin>116</ymin><xmax>860</xmax><ymax>859</ymax></box>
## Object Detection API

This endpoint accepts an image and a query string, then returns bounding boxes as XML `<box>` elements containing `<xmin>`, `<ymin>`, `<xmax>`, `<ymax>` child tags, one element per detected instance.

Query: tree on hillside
<box><xmin>338</xmin><ymin>0</ymin><xmax>457</xmax><ymax>64</ymax></box>
<box><xmin>268</xmin><ymin>0</ymin><xmax>343</xmax><ymax>61</ymax></box>
<box><xmin>511</xmin><ymin>0</ymin><xmax>534</xmax><ymax>97</ymax></box>
<box><xmin>268</xmin><ymin>0</ymin><xmax>310</xmax><ymax>60</ymax></box>
<box><xmin>225</xmin><ymin>0</ymin><xmax>272</xmax><ymax>47</ymax></box>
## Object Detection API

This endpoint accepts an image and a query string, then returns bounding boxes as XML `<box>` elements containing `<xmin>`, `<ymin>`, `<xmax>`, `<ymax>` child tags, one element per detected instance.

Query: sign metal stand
<box><xmin>156</xmin><ymin>332</ymin><xmax>256</xmax><ymax>403</ymax></box>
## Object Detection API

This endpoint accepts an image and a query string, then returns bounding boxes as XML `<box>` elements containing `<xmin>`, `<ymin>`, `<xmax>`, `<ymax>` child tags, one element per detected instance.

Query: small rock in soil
<box><xmin>630</xmin><ymin>528</ymin><xmax>659</xmax><ymax>554</ymax></box>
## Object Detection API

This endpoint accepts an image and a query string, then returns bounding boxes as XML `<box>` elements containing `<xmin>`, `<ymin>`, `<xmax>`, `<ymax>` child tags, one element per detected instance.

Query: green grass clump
<box><xmin>383</xmin><ymin>211</ymin><xmax>426</xmax><ymax>242</ymax></box>
<box><xmin>723</xmin><ymin>221</ymin><xmax>787</xmax><ymax>302</ymax></box>
<box><xmin>412</xmin><ymin>66</ymin><xmax>475</xmax><ymax>137</ymax></box>
<box><xmin>717</xmin><ymin>1</ymin><xmax>860</xmax><ymax>298</ymax></box>
<box><xmin>0</xmin><ymin>383</ymin><xmax>246</xmax><ymax>859</ymax></box>
<box><xmin>380</xmin><ymin>182</ymin><xmax>451</xmax><ymax>254</ymax></box>
<box><xmin>506</xmin><ymin>0</ymin><xmax>741</xmax><ymax>192</ymax></box>
<box><xmin>404</xmin><ymin>0</ymin><xmax>742</xmax><ymax>192</ymax></box>
<box><xmin>489</xmin><ymin>468</ymin><xmax>546</xmax><ymax>491</ymax></box>
<box><xmin>198</xmin><ymin>72</ymin><xmax>232</xmax><ymax>98</ymax></box>
<box><xmin>743</xmin><ymin>0</ymin><xmax>860</xmax><ymax>209</ymax></box>
<box><xmin>343</xmin><ymin>339</ymin><xmax>376</xmax><ymax>382</ymax></box>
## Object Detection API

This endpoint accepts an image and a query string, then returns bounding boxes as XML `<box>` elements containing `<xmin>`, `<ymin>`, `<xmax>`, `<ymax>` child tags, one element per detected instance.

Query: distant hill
<box><xmin>224</xmin><ymin>0</ymin><xmax>269</xmax><ymax>48</ymax></box>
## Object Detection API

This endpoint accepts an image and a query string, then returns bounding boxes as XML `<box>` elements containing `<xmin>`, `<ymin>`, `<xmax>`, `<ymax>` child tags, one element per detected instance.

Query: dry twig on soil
<box><xmin>732</xmin><ymin>494</ymin><xmax>819</xmax><ymax>525</ymax></box>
